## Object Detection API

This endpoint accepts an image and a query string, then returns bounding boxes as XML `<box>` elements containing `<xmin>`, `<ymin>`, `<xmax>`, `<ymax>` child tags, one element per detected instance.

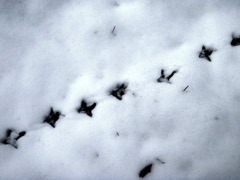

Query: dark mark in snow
<box><xmin>199</xmin><ymin>45</ymin><xmax>215</xmax><ymax>62</ymax></box>
<box><xmin>167</xmin><ymin>70</ymin><xmax>177</xmax><ymax>81</ymax></box>
<box><xmin>110</xmin><ymin>83</ymin><xmax>128</xmax><ymax>100</ymax></box>
<box><xmin>77</xmin><ymin>100</ymin><xmax>97</xmax><ymax>117</ymax></box>
<box><xmin>139</xmin><ymin>163</ymin><xmax>153</xmax><ymax>178</ymax></box>
<box><xmin>183</xmin><ymin>85</ymin><xmax>189</xmax><ymax>92</ymax></box>
<box><xmin>157</xmin><ymin>69</ymin><xmax>178</xmax><ymax>83</ymax></box>
<box><xmin>113</xmin><ymin>2</ymin><xmax>119</xmax><ymax>7</ymax></box>
<box><xmin>43</xmin><ymin>107</ymin><xmax>63</xmax><ymax>128</ymax></box>
<box><xmin>1</xmin><ymin>129</ymin><xmax>26</xmax><ymax>149</ymax></box>
<box><xmin>112</xmin><ymin>26</ymin><xmax>116</xmax><ymax>34</ymax></box>
<box><xmin>231</xmin><ymin>34</ymin><xmax>240</xmax><ymax>46</ymax></box>
<box><xmin>116</xmin><ymin>132</ymin><xmax>119</xmax><ymax>136</ymax></box>
<box><xmin>156</xmin><ymin>158</ymin><xmax>165</xmax><ymax>164</ymax></box>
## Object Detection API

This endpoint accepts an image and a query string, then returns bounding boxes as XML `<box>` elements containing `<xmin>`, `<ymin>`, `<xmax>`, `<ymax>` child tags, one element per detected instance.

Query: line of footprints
<box><xmin>1</xmin><ymin>33</ymin><xmax>240</xmax><ymax>178</ymax></box>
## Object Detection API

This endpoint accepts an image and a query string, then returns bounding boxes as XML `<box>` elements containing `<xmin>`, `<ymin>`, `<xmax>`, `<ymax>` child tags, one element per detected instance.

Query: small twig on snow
<box><xmin>183</xmin><ymin>85</ymin><xmax>189</xmax><ymax>92</ymax></box>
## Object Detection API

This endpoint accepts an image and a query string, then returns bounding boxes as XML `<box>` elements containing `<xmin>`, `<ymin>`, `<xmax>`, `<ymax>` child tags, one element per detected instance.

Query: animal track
<box><xmin>1</xmin><ymin>129</ymin><xmax>26</xmax><ymax>149</ymax></box>
<box><xmin>231</xmin><ymin>34</ymin><xmax>240</xmax><ymax>46</ymax></box>
<box><xmin>199</xmin><ymin>45</ymin><xmax>215</xmax><ymax>62</ymax></box>
<box><xmin>1</xmin><ymin>31</ymin><xmax>239</xmax><ymax>176</ymax></box>
<box><xmin>139</xmin><ymin>163</ymin><xmax>153</xmax><ymax>178</ymax></box>
<box><xmin>43</xmin><ymin>107</ymin><xmax>63</xmax><ymax>128</ymax></box>
<box><xmin>110</xmin><ymin>83</ymin><xmax>128</xmax><ymax>100</ymax></box>
<box><xmin>157</xmin><ymin>69</ymin><xmax>178</xmax><ymax>83</ymax></box>
<box><xmin>77</xmin><ymin>100</ymin><xmax>97</xmax><ymax>117</ymax></box>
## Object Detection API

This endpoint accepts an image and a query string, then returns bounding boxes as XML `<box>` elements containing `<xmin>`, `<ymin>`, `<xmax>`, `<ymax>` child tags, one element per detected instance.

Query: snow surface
<box><xmin>1</xmin><ymin>0</ymin><xmax>240</xmax><ymax>179</ymax></box>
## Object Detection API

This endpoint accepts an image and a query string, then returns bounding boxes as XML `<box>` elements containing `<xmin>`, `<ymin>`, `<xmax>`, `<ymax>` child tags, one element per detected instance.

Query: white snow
<box><xmin>1</xmin><ymin>0</ymin><xmax>240</xmax><ymax>179</ymax></box>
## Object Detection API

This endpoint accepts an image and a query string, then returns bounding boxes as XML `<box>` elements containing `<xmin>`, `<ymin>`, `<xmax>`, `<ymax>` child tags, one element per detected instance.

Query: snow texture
<box><xmin>1</xmin><ymin>0</ymin><xmax>240</xmax><ymax>179</ymax></box>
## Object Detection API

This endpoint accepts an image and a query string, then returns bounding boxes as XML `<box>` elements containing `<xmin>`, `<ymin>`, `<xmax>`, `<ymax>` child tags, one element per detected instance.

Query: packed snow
<box><xmin>1</xmin><ymin>0</ymin><xmax>240</xmax><ymax>179</ymax></box>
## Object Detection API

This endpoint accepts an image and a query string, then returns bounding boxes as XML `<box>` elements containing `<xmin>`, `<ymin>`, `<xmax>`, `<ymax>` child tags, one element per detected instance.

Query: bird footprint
<box><xmin>199</xmin><ymin>45</ymin><xmax>215</xmax><ymax>62</ymax></box>
<box><xmin>43</xmin><ymin>107</ymin><xmax>64</xmax><ymax>128</ymax></box>
<box><xmin>110</xmin><ymin>83</ymin><xmax>128</xmax><ymax>100</ymax></box>
<box><xmin>1</xmin><ymin>129</ymin><xmax>26</xmax><ymax>149</ymax></box>
<box><xmin>157</xmin><ymin>69</ymin><xmax>178</xmax><ymax>83</ymax></box>
<box><xmin>77</xmin><ymin>100</ymin><xmax>97</xmax><ymax>117</ymax></box>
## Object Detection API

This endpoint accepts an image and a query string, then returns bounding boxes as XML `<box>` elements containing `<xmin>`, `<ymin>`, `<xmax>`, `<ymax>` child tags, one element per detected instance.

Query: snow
<box><xmin>1</xmin><ymin>0</ymin><xmax>240</xmax><ymax>179</ymax></box>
